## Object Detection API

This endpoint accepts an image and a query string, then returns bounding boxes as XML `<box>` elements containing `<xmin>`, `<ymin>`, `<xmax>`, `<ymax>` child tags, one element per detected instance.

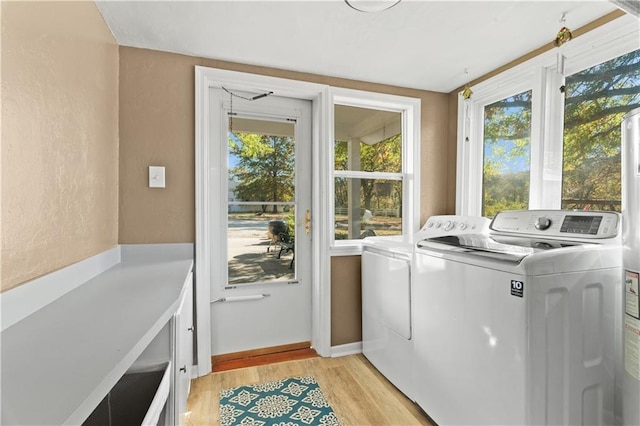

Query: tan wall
<box><xmin>1</xmin><ymin>2</ymin><xmax>119</xmax><ymax>292</ymax></box>
<box><xmin>420</xmin><ymin>92</ymin><xmax>452</xmax><ymax>224</ymax></box>
<box><xmin>447</xmin><ymin>92</ymin><xmax>459</xmax><ymax>214</ymax></box>
<box><xmin>331</xmin><ymin>256</ymin><xmax>362</xmax><ymax>346</ymax></box>
<box><xmin>118</xmin><ymin>47</ymin><xmax>453</xmax><ymax>345</ymax></box>
<box><xmin>118</xmin><ymin>47</ymin><xmax>453</xmax><ymax>243</ymax></box>
<box><xmin>118</xmin><ymin>48</ymin><xmax>196</xmax><ymax>243</ymax></box>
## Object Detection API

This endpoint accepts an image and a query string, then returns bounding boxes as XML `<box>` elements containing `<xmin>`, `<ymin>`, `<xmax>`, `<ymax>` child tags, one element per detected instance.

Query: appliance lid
<box><xmin>417</xmin><ymin>233</ymin><xmax>585</xmax><ymax>264</ymax></box>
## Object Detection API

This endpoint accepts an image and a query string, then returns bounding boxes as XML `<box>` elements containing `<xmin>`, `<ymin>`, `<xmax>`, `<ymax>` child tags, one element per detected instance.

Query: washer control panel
<box><xmin>491</xmin><ymin>210</ymin><xmax>620</xmax><ymax>239</ymax></box>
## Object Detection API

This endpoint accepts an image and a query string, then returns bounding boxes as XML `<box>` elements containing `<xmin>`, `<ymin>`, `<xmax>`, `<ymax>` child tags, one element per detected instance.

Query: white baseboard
<box><xmin>330</xmin><ymin>341</ymin><xmax>362</xmax><ymax>358</ymax></box>
<box><xmin>1</xmin><ymin>246</ymin><xmax>121</xmax><ymax>331</ymax></box>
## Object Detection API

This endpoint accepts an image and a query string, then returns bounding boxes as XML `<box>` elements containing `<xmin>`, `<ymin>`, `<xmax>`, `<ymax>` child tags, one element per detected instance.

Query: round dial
<box><xmin>444</xmin><ymin>221</ymin><xmax>455</xmax><ymax>231</ymax></box>
<box><xmin>534</xmin><ymin>217</ymin><xmax>552</xmax><ymax>230</ymax></box>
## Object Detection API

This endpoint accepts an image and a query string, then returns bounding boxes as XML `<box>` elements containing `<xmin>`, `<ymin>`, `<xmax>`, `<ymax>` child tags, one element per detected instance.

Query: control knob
<box><xmin>444</xmin><ymin>221</ymin><xmax>455</xmax><ymax>231</ymax></box>
<box><xmin>534</xmin><ymin>216</ymin><xmax>552</xmax><ymax>230</ymax></box>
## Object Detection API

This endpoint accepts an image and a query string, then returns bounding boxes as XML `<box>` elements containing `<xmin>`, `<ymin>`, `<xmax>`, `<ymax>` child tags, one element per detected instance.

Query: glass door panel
<box><xmin>227</xmin><ymin>118</ymin><xmax>296</xmax><ymax>285</ymax></box>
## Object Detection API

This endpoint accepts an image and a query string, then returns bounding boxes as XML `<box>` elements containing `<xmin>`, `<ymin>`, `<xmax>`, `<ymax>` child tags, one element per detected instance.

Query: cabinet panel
<box><xmin>83</xmin><ymin>363</ymin><xmax>171</xmax><ymax>426</ymax></box>
<box><xmin>174</xmin><ymin>272</ymin><xmax>194</xmax><ymax>425</ymax></box>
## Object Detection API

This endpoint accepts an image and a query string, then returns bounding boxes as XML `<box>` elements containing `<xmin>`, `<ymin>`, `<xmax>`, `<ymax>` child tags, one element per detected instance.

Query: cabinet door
<box><xmin>174</xmin><ymin>272</ymin><xmax>194</xmax><ymax>426</ymax></box>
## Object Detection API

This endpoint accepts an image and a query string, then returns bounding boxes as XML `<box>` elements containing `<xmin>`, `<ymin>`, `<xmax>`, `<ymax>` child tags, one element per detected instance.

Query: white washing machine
<box><xmin>361</xmin><ymin>215</ymin><xmax>490</xmax><ymax>401</ymax></box>
<box><xmin>413</xmin><ymin>210</ymin><xmax>623</xmax><ymax>426</ymax></box>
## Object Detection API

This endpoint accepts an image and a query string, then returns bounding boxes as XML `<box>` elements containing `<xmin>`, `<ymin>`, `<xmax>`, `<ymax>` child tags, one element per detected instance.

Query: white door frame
<box><xmin>194</xmin><ymin>67</ymin><xmax>332</xmax><ymax>376</ymax></box>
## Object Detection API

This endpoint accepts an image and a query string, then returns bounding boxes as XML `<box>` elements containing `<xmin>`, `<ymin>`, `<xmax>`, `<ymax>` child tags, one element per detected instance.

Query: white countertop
<box><xmin>1</xmin><ymin>246</ymin><xmax>193</xmax><ymax>425</ymax></box>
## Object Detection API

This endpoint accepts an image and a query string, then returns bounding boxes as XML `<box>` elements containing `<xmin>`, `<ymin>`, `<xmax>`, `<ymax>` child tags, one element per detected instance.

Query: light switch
<box><xmin>149</xmin><ymin>166</ymin><xmax>166</xmax><ymax>188</ymax></box>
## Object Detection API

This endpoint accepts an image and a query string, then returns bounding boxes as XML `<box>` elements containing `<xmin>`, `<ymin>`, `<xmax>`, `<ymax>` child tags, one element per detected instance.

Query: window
<box><xmin>482</xmin><ymin>90</ymin><xmax>532</xmax><ymax>217</ymax></box>
<box><xmin>331</xmin><ymin>91</ymin><xmax>420</xmax><ymax>246</ymax></box>
<box><xmin>561</xmin><ymin>50</ymin><xmax>640</xmax><ymax>212</ymax></box>
<box><xmin>457</xmin><ymin>16</ymin><xmax>640</xmax><ymax>217</ymax></box>
<box><xmin>227</xmin><ymin>117</ymin><xmax>296</xmax><ymax>285</ymax></box>
<box><xmin>334</xmin><ymin>105</ymin><xmax>402</xmax><ymax>239</ymax></box>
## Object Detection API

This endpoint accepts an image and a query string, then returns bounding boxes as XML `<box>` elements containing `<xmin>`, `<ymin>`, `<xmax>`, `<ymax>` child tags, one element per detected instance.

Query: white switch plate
<box><xmin>149</xmin><ymin>166</ymin><xmax>165</xmax><ymax>188</ymax></box>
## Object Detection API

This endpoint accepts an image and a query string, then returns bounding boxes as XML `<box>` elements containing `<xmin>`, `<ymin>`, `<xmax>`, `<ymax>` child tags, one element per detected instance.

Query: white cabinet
<box><xmin>83</xmin><ymin>273</ymin><xmax>195</xmax><ymax>426</ymax></box>
<box><xmin>0</xmin><ymin>246</ymin><xmax>194</xmax><ymax>426</ymax></box>
<box><xmin>83</xmin><ymin>362</ymin><xmax>172</xmax><ymax>426</ymax></box>
<box><xmin>173</xmin><ymin>272</ymin><xmax>194</xmax><ymax>425</ymax></box>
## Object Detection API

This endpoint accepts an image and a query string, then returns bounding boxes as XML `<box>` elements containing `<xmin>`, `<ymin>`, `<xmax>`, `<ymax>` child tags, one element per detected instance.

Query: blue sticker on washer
<box><xmin>511</xmin><ymin>280</ymin><xmax>524</xmax><ymax>297</ymax></box>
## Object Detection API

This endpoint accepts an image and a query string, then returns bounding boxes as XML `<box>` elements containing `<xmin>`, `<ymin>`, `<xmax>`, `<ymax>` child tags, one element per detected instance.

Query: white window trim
<box><xmin>195</xmin><ymin>67</ymin><xmax>333</xmax><ymax>372</ymax></box>
<box><xmin>457</xmin><ymin>14</ymin><xmax>640</xmax><ymax>216</ymax></box>
<box><xmin>330</xmin><ymin>88</ymin><xmax>421</xmax><ymax>255</ymax></box>
<box><xmin>195</xmin><ymin>69</ymin><xmax>421</xmax><ymax>369</ymax></box>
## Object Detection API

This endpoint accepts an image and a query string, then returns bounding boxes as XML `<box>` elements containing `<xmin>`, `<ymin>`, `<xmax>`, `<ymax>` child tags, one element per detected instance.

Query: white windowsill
<box><xmin>330</xmin><ymin>242</ymin><xmax>364</xmax><ymax>256</ymax></box>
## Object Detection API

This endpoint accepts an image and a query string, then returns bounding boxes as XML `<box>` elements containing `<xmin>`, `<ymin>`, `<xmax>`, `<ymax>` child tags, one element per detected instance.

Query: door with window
<box><xmin>209</xmin><ymin>89</ymin><xmax>312</xmax><ymax>357</ymax></box>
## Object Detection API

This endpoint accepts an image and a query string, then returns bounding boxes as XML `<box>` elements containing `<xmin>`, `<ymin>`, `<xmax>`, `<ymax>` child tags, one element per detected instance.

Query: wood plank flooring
<box><xmin>186</xmin><ymin>354</ymin><xmax>434</xmax><ymax>426</ymax></box>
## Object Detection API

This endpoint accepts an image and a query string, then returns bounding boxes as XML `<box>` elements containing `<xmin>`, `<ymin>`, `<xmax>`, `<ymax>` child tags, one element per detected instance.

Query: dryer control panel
<box><xmin>490</xmin><ymin>210</ymin><xmax>620</xmax><ymax>239</ymax></box>
<box><xmin>420</xmin><ymin>215</ymin><xmax>491</xmax><ymax>235</ymax></box>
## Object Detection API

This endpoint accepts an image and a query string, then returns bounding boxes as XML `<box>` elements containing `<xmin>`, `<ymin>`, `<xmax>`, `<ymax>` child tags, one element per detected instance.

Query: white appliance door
<box><xmin>622</xmin><ymin>108</ymin><xmax>640</xmax><ymax>426</ymax></box>
<box><xmin>362</xmin><ymin>250</ymin><xmax>411</xmax><ymax>339</ymax></box>
<box><xmin>413</xmin><ymin>252</ymin><xmax>527</xmax><ymax>426</ymax></box>
<box><xmin>362</xmin><ymin>249</ymin><xmax>414</xmax><ymax>398</ymax></box>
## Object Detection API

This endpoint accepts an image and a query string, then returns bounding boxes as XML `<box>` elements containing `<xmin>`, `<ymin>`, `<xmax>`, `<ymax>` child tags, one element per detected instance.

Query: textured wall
<box><xmin>447</xmin><ymin>92</ymin><xmax>459</xmax><ymax>215</ymax></box>
<box><xmin>1</xmin><ymin>2</ymin><xmax>119</xmax><ymax>292</ymax></box>
<box><xmin>419</xmin><ymin>91</ymin><xmax>452</xmax><ymax>224</ymax></box>
<box><xmin>331</xmin><ymin>256</ymin><xmax>362</xmax><ymax>346</ymax></box>
<box><xmin>118</xmin><ymin>47</ymin><xmax>453</xmax><ymax>345</ymax></box>
<box><xmin>118</xmin><ymin>48</ymin><xmax>196</xmax><ymax>243</ymax></box>
<box><xmin>118</xmin><ymin>47</ymin><xmax>453</xmax><ymax>243</ymax></box>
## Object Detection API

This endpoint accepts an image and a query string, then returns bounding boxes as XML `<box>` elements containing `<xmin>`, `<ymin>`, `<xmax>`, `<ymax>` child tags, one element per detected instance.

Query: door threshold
<box><xmin>212</xmin><ymin>342</ymin><xmax>317</xmax><ymax>372</ymax></box>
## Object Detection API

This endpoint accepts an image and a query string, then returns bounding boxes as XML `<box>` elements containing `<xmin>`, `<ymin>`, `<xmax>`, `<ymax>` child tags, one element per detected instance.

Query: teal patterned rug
<box><xmin>219</xmin><ymin>376</ymin><xmax>340</xmax><ymax>426</ymax></box>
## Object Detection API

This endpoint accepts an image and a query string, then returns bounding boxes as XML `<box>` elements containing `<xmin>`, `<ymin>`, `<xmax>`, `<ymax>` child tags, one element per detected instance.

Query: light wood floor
<box><xmin>185</xmin><ymin>354</ymin><xmax>434</xmax><ymax>426</ymax></box>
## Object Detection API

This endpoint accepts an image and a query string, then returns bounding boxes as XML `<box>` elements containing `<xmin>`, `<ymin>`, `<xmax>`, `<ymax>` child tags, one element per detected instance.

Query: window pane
<box><xmin>228</xmin><ymin>204</ymin><xmax>295</xmax><ymax>285</ymax></box>
<box><xmin>334</xmin><ymin>178</ymin><xmax>402</xmax><ymax>239</ymax></box>
<box><xmin>562</xmin><ymin>49</ymin><xmax>640</xmax><ymax>212</ymax></box>
<box><xmin>227</xmin><ymin>117</ymin><xmax>297</xmax><ymax>285</ymax></box>
<box><xmin>228</xmin><ymin>118</ymin><xmax>295</xmax><ymax>203</ymax></box>
<box><xmin>482</xmin><ymin>90</ymin><xmax>532</xmax><ymax>218</ymax></box>
<box><xmin>334</xmin><ymin>105</ymin><xmax>401</xmax><ymax>173</ymax></box>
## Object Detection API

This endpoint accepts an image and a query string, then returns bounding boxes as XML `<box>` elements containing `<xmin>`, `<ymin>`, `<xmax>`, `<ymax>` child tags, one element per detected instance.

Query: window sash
<box><xmin>331</xmin><ymin>89</ymin><xmax>420</xmax><ymax>246</ymax></box>
<box><xmin>457</xmin><ymin>15</ymin><xmax>639</xmax><ymax>216</ymax></box>
<box><xmin>333</xmin><ymin>170</ymin><xmax>404</xmax><ymax>181</ymax></box>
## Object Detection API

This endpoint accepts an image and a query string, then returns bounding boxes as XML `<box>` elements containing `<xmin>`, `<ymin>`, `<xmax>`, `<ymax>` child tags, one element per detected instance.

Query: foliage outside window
<box><xmin>460</xmin><ymin>26</ymin><xmax>640</xmax><ymax>219</ymax></box>
<box><xmin>227</xmin><ymin>119</ymin><xmax>297</xmax><ymax>285</ymax></box>
<box><xmin>229</xmin><ymin>131</ymin><xmax>295</xmax><ymax>210</ymax></box>
<box><xmin>482</xmin><ymin>91</ymin><xmax>532</xmax><ymax>218</ymax></box>
<box><xmin>561</xmin><ymin>49</ymin><xmax>640</xmax><ymax>212</ymax></box>
<box><xmin>334</xmin><ymin>105</ymin><xmax>403</xmax><ymax>240</ymax></box>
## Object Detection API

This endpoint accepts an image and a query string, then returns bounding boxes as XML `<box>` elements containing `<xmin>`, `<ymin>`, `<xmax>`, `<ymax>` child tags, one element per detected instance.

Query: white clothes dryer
<box><xmin>361</xmin><ymin>215</ymin><xmax>490</xmax><ymax>400</ymax></box>
<box><xmin>413</xmin><ymin>210</ymin><xmax>623</xmax><ymax>425</ymax></box>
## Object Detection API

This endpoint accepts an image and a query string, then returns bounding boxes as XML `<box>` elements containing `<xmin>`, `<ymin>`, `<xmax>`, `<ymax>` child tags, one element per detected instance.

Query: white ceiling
<box><xmin>96</xmin><ymin>0</ymin><xmax>621</xmax><ymax>93</ymax></box>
